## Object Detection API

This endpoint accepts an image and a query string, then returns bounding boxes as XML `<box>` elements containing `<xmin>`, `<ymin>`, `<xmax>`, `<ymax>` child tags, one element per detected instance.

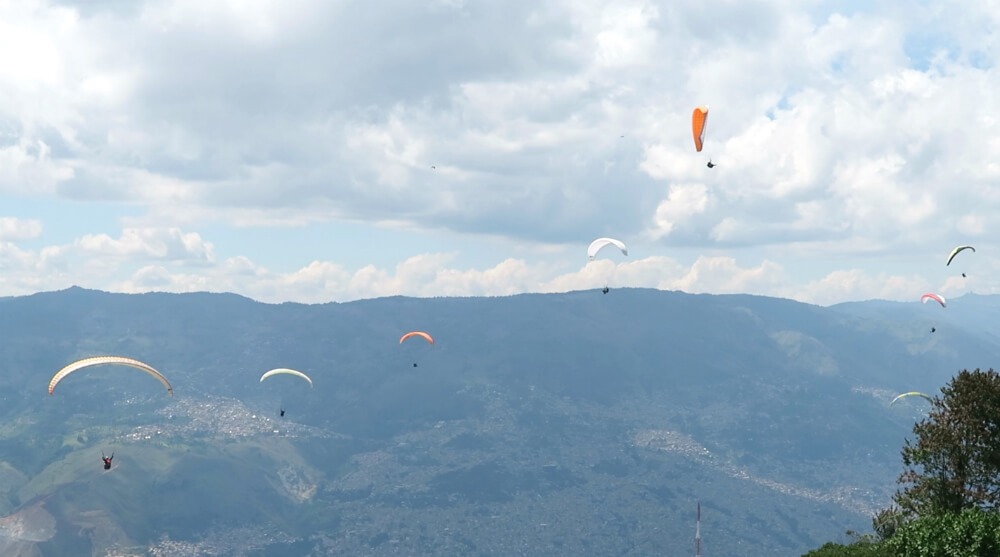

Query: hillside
<box><xmin>0</xmin><ymin>287</ymin><xmax>994</xmax><ymax>555</ymax></box>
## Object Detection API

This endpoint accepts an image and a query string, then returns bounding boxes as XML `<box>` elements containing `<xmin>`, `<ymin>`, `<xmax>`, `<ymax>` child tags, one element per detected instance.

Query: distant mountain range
<box><xmin>0</xmin><ymin>286</ymin><xmax>995</xmax><ymax>556</ymax></box>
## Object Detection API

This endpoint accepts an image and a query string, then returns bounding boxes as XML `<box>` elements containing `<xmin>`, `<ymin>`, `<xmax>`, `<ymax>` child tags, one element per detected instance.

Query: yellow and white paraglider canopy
<box><xmin>48</xmin><ymin>356</ymin><xmax>173</xmax><ymax>396</ymax></box>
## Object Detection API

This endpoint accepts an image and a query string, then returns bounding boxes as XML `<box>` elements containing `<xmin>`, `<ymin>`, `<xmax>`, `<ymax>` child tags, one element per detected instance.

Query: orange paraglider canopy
<box><xmin>692</xmin><ymin>106</ymin><xmax>709</xmax><ymax>152</ymax></box>
<box><xmin>399</xmin><ymin>331</ymin><xmax>434</xmax><ymax>344</ymax></box>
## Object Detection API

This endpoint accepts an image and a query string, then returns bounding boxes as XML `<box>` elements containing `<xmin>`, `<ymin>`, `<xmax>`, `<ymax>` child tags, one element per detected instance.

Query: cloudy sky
<box><xmin>0</xmin><ymin>0</ymin><xmax>996</xmax><ymax>305</ymax></box>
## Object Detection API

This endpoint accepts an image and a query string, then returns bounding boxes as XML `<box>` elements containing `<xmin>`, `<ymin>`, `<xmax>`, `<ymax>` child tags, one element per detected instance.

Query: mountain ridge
<box><xmin>0</xmin><ymin>286</ymin><xmax>993</xmax><ymax>555</ymax></box>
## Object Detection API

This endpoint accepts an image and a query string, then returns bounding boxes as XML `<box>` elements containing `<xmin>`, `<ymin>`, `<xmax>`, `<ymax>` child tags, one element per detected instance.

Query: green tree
<box><xmin>803</xmin><ymin>505</ymin><xmax>1000</xmax><ymax>556</ymax></box>
<box><xmin>800</xmin><ymin>538</ymin><xmax>882</xmax><ymax>557</ymax></box>
<box><xmin>872</xmin><ymin>506</ymin><xmax>905</xmax><ymax>541</ymax></box>
<box><xmin>882</xmin><ymin>508</ymin><xmax>1000</xmax><ymax>557</ymax></box>
<box><xmin>895</xmin><ymin>368</ymin><xmax>1000</xmax><ymax>517</ymax></box>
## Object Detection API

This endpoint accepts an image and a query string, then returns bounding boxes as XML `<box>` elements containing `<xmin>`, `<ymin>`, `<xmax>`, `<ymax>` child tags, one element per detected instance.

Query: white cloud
<box><xmin>592</xmin><ymin>2</ymin><xmax>660</xmax><ymax>69</ymax></box>
<box><xmin>0</xmin><ymin>140</ymin><xmax>75</xmax><ymax>196</ymax></box>
<box><xmin>100</xmin><ymin>250</ymin><xmax>945</xmax><ymax>308</ymax></box>
<box><xmin>652</xmin><ymin>183</ymin><xmax>711</xmax><ymax>238</ymax></box>
<box><xmin>75</xmin><ymin>227</ymin><xmax>214</xmax><ymax>263</ymax></box>
<box><xmin>0</xmin><ymin>1</ymin><xmax>999</xmax><ymax>305</ymax></box>
<box><xmin>667</xmin><ymin>256</ymin><xmax>788</xmax><ymax>296</ymax></box>
<box><xmin>0</xmin><ymin>218</ymin><xmax>42</xmax><ymax>241</ymax></box>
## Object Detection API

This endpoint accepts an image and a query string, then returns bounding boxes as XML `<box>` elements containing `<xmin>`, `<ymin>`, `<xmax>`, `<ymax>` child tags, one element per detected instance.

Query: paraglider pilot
<box><xmin>602</xmin><ymin>286</ymin><xmax>610</xmax><ymax>294</ymax></box>
<box><xmin>102</xmin><ymin>451</ymin><xmax>113</xmax><ymax>470</ymax></box>
<box><xmin>706</xmin><ymin>160</ymin><xmax>715</xmax><ymax>168</ymax></box>
<box><xmin>280</xmin><ymin>408</ymin><xmax>285</xmax><ymax>417</ymax></box>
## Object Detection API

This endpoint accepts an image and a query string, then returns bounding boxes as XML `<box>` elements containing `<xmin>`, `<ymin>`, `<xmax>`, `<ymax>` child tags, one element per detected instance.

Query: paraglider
<box><xmin>946</xmin><ymin>245</ymin><xmax>975</xmax><ymax>266</ymax></box>
<box><xmin>706</xmin><ymin>160</ymin><xmax>715</xmax><ymax>168</ymax></box>
<box><xmin>588</xmin><ymin>238</ymin><xmax>628</xmax><ymax>293</ymax></box>
<box><xmin>947</xmin><ymin>245</ymin><xmax>975</xmax><ymax>278</ymax></box>
<box><xmin>260</xmin><ymin>369</ymin><xmax>311</xmax><ymax>417</ymax></box>
<box><xmin>101</xmin><ymin>451</ymin><xmax>113</xmax><ymax>470</ymax></box>
<box><xmin>692</xmin><ymin>106</ymin><xmax>709</xmax><ymax>152</ymax></box>
<box><xmin>921</xmin><ymin>294</ymin><xmax>945</xmax><ymax>333</ymax></box>
<box><xmin>48</xmin><ymin>356</ymin><xmax>173</xmax><ymax>396</ymax></box>
<box><xmin>400</xmin><ymin>331</ymin><xmax>434</xmax><ymax>367</ymax></box>
<box><xmin>259</xmin><ymin>368</ymin><xmax>313</xmax><ymax>387</ymax></box>
<box><xmin>890</xmin><ymin>392</ymin><xmax>932</xmax><ymax>406</ymax></box>
<box><xmin>920</xmin><ymin>293</ymin><xmax>946</xmax><ymax>308</ymax></box>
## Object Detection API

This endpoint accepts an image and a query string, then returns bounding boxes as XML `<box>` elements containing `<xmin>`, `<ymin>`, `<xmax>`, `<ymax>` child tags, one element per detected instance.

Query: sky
<box><xmin>0</xmin><ymin>0</ymin><xmax>997</xmax><ymax>305</ymax></box>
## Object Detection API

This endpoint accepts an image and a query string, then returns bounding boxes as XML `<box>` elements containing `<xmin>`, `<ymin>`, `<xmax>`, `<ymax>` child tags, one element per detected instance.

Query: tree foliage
<box><xmin>881</xmin><ymin>508</ymin><xmax>1000</xmax><ymax>557</ymax></box>
<box><xmin>800</xmin><ymin>538</ymin><xmax>882</xmax><ymax>557</ymax></box>
<box><xmin>895</xmin><ymin>368</ymin><xmax>1000</xmax><ymax>516</ymax></box>
<box><xmin>803</xmin><ymin>509</ymin><xmax>1000</xmax><ymax>556</ymax></box>
<box><xmin>872</xmin><ymin>506</ymin><xmax>905</xmax><ymax>541</ymax></box>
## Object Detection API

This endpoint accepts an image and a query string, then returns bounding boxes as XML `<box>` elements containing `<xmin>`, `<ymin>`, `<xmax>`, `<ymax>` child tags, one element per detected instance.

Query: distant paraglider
<box><xmin>921</xmin><ymin>294</ymin><xmax>946</xmax><ymax>333</ymax></box>
<box><xmin>920</xmin><ymin>293</ymin><xmax>947</xmax><ymax>308</ymax></box>
<box><xmin>947</xmin><ymin>245</ymin><xmax>975</xmax><ymax>278</ymax></box>
<box><xmin>400</xmin><ymin>331</ymin><xmax>434</xmax><ymax>345</ymax></box>
<box><xmin>946</xmin><ymin>245</ymin><xmax>975</xmax><ymax>266</ymax></box>
<box><xmin>259</xmin><ymin>368</ymin><xmax>313</xmax><ymax>387</ymax></box>
<box><xmin>890</xmin><ymin>392</ymin><xmax>932</xmax><ymax>406</ymax></box>
<box><xmin>102</xmin><ymin>451</ymin><xmax>114</xmax><ymax>470</ymax></box>
<box><xmin>692</xmin><ymin>106</ymin><xmax>709</xmax><ymax>153</ymax></box>
<box><xmin>692</xmin><ymin>105</ymin><xmax>714</xmax><ymax>168</ymax></box>
<box><xmin>400</xmin><ymin>331</ymin><xmax>434</xmax><ymax>367</ymax></box>
<box><xmin>48</xmin><ymin>356</ymin><xmax>173</xmax><ymax>396</ymax></box>
<box><xmin>587</xmin><ymin>238</ymin><xmax>628</xmax><ymax>260</ymax></box>
<box><xmin>260</xmin><ymin>368</ymin><xmax>312</xmax><ymax>417</ymax></box>
<box><xmin>588</xmin><ymin>238</ymin><xmax>628</xmax><ymax>293</ymax></box>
